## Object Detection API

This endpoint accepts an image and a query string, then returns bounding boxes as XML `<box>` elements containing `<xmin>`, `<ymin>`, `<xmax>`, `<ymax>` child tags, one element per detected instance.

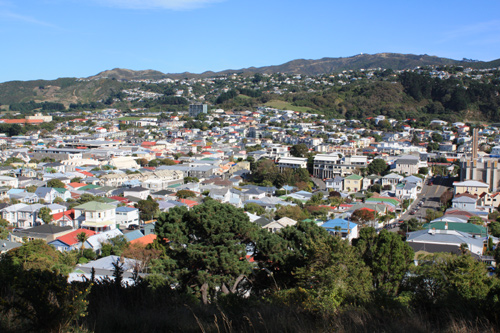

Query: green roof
<box><xmin>366</xmin><ymin>198</ymin><xmax>400</xmax><ymax>206</ymax></box>
<box><xmin>422</xmin><ymin>222</ymin><xmax>487</xmax><ymax>235</ymax></box>
<box><xmin>74</xmin><ymin>201</ymin><xmax>115</xmax><ymax>211</ymax></box>
<box><xmin>53</xmin><ymin>187</ymin><xmax>68</xmax><ymax>194</ymax></box>
<box><xmin>100</xmin><ymin>197</ymin><xmax>117</xmax><ymax>203</ymax></box>
<box><xmin>345</xmin><ymin>174</ymin><xmax>363</xmax><ymax>180</ymax></box>
<box><xmin>168</xmin><ymin>183</ymin><xmax>181</xmax><ymax>188</ymax></box>
<box><xmin>78</xmin><ymin>184</ymin><xmax>100</xmax><ymax>191</ymax></box>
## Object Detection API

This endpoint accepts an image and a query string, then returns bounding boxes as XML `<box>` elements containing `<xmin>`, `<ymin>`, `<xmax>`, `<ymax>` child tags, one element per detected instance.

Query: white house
<box><xmin>73</xmin><ymin>201</ymin><xmax>117</xmax><ymax>233</ymax></box>
<box><xmin>115</xmin><ymin>206</ymin><xmax>140</xmax><ymax>228</ymax></box>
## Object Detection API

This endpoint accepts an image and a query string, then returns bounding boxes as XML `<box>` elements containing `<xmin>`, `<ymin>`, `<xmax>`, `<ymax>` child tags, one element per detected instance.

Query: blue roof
<box><xmin>321</xmin><ymin>218</ymin><xmax>358</xmax><ymax>231</ymax></box>
<box><xmin>124</xmin><ymin>230</ymin><xmax>144</xmax><ymax>241</ymax></box>
<box><xmin>116</xmin><ymin>206</ymin><xmax>138</xmax><ymax>212</ymax></box>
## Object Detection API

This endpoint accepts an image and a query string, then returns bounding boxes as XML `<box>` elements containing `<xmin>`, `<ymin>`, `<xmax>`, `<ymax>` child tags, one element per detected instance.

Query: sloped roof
<box><xmin>55</xmin><ymin>228</ymin><xmax>96</xmax><ymax>246</ymax></box>
<box><xmin>74</xmin><ymin>201</ymin><xmax>115</xmax><ymax>211</ymax></box>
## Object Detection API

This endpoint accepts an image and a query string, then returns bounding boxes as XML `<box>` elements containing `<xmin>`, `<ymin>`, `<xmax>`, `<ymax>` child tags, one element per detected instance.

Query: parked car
<box><xmin>127</xmin><ymin>224</ymin><xmax>140</xmax><ymax>230</ymax></box>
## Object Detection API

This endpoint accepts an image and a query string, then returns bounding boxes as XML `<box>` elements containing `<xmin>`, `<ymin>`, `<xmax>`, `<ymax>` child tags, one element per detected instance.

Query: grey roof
<box><xmin>406</xmin><ymin>229</ymin><xmax>484</xmax><ymax>249</ymax></box>
<box><xmin>80</xmin><ymin>255</ymin><xmax>139</xmax><ymax>271</ymax></box>
<box><xmin>13</xmin><ymin>225</ymin><xmax>72</xmax><ymax>237</ymax></box>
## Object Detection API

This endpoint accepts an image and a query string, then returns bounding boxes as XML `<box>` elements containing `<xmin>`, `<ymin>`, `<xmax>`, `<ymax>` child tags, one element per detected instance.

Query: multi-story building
<box><xmin>313</xmin><ymin>154</ymin><xmax>367</xmax><ymax>179</ymax></box>
<box><xmin>277</xmin><ymin>157</ymin><xmax>307</xmax><ymax>171</ymax></box>
<box><xmin>189</xmin><ymin>104</ymin><xmax>208</xmax><ymax>118</ymax></box>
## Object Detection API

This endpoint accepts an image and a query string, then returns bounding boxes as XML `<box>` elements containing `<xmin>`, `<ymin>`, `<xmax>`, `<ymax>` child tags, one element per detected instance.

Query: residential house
<box><xmin>406</xmin><ymin>229</ymin><xmax>484</xmax><ymax>258</ymax></box>
<box><xmin>453</xmin><ymin>180</ymin><xmax>489</xmax><ymax>196</ymax></box>
<box><xmin>325</xmin><ymin>176</ymin><xmax>343</xmax><ymax>192</ymax></box>
<box><xmin>263</xmin><ymin>217</ymin><xmax>297</xmax><ymax>232</ymax></box>
<box><xmin>381</xmin><ymin>173</ymin><xmax>404</xmax><ymax>190</ymax></box>
<box><xmin>452</xmin><ymin>193</ymin><xmax>478</xmax><ymax>211</ymax></box>
<box><xmin>122</xmin><ymin>187</ymin><xmax>151</xmax><ymax>200</ymax></box>
<box><xmin>48</xmin><ymin>228</ymin><xmax>96</xmax><ymax>252</ymax></box>
<box><xmin>343</xmin><ymin>174</ymin><xmax>363</xmax><ymax>193</ymax></box>
<box><xmin>10</xmin><ymin>224</ymin><xmax>73</xmax><ymax>243</ymax></box>
<box><xmin>321</xmin><ymin>218</ymin><xmax>359</xmax><ymax>242</ymax></box>
<box><xmin>74</xmin><ymin>201</ymin><xmax>117</xmax><ymax>233</ymax></box>
<box><xmin>115</xmin><ymin>206</ymin><xmax>140</xmax><ymax>228</ymax></box>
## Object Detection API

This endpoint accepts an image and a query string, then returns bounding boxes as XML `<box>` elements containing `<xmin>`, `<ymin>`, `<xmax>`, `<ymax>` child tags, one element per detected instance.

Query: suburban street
<box><xmin>389</xmin><ymin>176</ymin><xmax>453</xmax><ymax>232</ymax></box>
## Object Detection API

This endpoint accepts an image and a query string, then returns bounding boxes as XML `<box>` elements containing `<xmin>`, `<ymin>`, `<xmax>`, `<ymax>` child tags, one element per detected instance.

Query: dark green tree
<box><xmin>367</xmin><ymin>159</ymin><xmax>388</xmax><ymax>175</ymax></box>
<box><xmin>290</xmin><ymin>143</ymin><xmax>309</xmax><ymax>158</ymax></box>
<box><xmin>38</xmin><ymin>207</ymin><xmax>52</xmax><ymax>225</ymax></box>
<box><xmin>154</xmin><ymin>201</ymin><xmax>260</xmax><ymax>303</ymax></box>
<box><xmin>354</xmin><ymin>228</ymin><xmax>414</xmax><ymax>296</ymax></box>
<box><xmin>46</xmin><ymin>179</ymin><xmax>65</xmax><ymax>189</ymax></box>
<box><xmin>0</xmin><ymin>217</ymin><xmax>9</xmax><ymax>239</ymax></box>
<box><xmin>175</xmin><ymin>190</ymin><xmax>196</xmax><ymax>199</ymax></box>
<box><xmin>135</xmin><ymin>196</ymin><xmax>159</xmax><ymax>221</ymax></box>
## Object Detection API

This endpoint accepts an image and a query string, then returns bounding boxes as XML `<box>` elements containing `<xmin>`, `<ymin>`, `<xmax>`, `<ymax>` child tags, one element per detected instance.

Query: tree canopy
<box><xmin>154</xmin><ymin>201</ymin><xmax>260</xmax><ymax>303</ymax></box>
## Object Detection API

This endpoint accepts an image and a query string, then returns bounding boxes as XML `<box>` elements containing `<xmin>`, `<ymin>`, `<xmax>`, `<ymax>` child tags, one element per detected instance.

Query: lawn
<box><xmin>264</xmin><ymin>100</ymin><xmax>316</xmax><ymax>113</ymax></box>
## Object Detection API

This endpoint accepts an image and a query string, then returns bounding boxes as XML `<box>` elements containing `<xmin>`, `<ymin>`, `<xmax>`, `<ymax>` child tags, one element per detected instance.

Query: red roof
<box><xmin>0</xmin><ymin>119</ymin><xmax>26</xmax><ymax>124</ymax></box>
<box><xmin>109</xmin><ymin>196</ymin><xmax>130</xmax><ymax>203</ymax></box>
<box><xmin>130</xmin><ymin>234</ymin><xmax>157</xmax><ymax>245</ymax></box>
<box><xmin>67</xmin><ymin>182</ymin><xmax>87</xmax><ymax>189</ymax></box>
<box><xmin>26</xmin><ymin>119</ymin><xmax>44</xmax><ymax>124</ymax></box>
<box><xmin>78</xmin><ymin>171</ymin><xmax>93</xmax><ymax>177</ymax></box>
<box><xmin>52</xmin><ymin>209</ymin><xmax>75</xmax><ymax>221</ymax></box>
<box><xmin>56</xmin><ymin>228</ymin><xmax>96</xmax><ymax>246</ymax></box>
<box><xmin>179</xmin><ymin>199</ymin><xmax>199</xmax><ymax>208</ymax></box>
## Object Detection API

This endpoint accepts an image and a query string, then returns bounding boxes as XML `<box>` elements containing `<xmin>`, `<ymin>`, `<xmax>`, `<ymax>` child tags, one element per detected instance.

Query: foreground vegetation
<box><xmin>1</xmin><ymin>201</ymin><xmax>500</xmax><ymax>332</ymax></box>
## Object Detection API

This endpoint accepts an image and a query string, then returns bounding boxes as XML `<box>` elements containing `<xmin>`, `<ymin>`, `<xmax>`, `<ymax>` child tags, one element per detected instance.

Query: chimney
<box><xmin>445</xmin><ymin>222</ymin><xmax>448</xmax><ymax>230</ymax></box>
<box><xmin>472</xmin><ymin>128</ymin><xmax>479</xmax><ymax>160</ymax></box>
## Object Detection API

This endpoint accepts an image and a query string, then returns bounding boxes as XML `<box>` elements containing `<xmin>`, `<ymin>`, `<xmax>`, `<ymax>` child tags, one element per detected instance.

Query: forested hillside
<box><xmin>1</xmin><ymin>56</ymin><xmax>500</xmax><ymax>123</ymax></box>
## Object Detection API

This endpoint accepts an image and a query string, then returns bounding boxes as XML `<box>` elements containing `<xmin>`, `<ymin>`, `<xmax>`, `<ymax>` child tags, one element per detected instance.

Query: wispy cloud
<box><xmin>442</xmin><ymin>20</ymin><xmax>500</xmax><ymax>42</ymax></box>
<box><xmin>0</xmin><ymin>9</ymin><xmax>57</xmax><ymax>27</ymax></box>
<box><xmin>95</xmin><ymin>0</ymin><xmax>225</xmax><ymax>10</ymax></box>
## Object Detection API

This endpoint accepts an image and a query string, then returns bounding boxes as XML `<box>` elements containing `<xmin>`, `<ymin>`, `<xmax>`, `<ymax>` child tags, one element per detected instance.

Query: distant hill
<box><xmin>88</xmin><ymin>53</ymin><xmax>500</xmax><ymax>80</ymax></box>
<box><xmin>1</xmin><ymin>52</ymin><xmax>499</xmax><ymax>113</ymax></box>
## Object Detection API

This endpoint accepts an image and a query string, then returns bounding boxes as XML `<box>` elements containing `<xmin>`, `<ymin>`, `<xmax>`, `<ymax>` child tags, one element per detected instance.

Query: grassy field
<box><xmin>117</xmin><ymin>117</ymin><xmax>143</xmax><ymax>121</ymax></box>
<box><xmin>265</xmin><ymin>100</ymin><xmax>316</xmax><ymax>113</ymax></box>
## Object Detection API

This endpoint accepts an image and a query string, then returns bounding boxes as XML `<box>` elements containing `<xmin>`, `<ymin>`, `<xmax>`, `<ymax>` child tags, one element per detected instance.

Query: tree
<box><xmin>418</xmin><ymin>167</ymin><xmax>429</xmax><ymax>175</ymax></box>
<box><xmin>70</xmin><ymin>177</ymin><xmax>82</xmax><ymax>183</ymax></box>
<box><xmin>354</xmin><ymin>228</ymin><xmax>414</xmax><ymax>296</ymax></box>
<box><xmin>290</xmin><ymin>143</ymin><xmax>308</xmax><ymax>158</ymax></box>
<box><xmin>351</xmin><ymin>209</ymin><xmax>376</xmax><ymax>225</ymax></box>
<box><xmin>26</xmin><ymin>185</ymin><xmax>38</xmax><ymax>193</ymax></box>
<box><xmin>368</xmin><ymin>184</ymin><xmax>381</xmax><ymax>193</ymax></box>
<box><xmin>76</xmin><ymin>232</ymin><xmax>89</xmax><ymax>256</ymax></box>
<box><xmin>405</xmin><ymin>252</ymin><xmax>492</xmax><ymax>309</ymax></box>
<box><xmin>427</xmin><ymin>142</ymin><xmax>439</xmax><ymax>152</ymax></box>
<box><xmin>431</xmin><ymin>133</ymin><xmax>444</xmax><ymax>143</ymax></box>
<box><xmin>46</xmin><ymin>179</ymin><xmax>65</xmax><ymax>189</ymax></box>
<box><xmin>176</xmin><ymin>190</ymin><xmax>196</xmax><ymax>199</ymax></box>
<box><xmin>468</xmin><ymin>216</ymin><xmax>484</xmax><ymax>226</ymax></box>
<box><xmin>53</xmin><ymin>197</ymin><xmax>64</xmax><ymax>204</ymax></box>
<box><xmin>274</xmin><ymin>205</ymin><xmax>308</xmax><ymax>221</ymax></box>
<box><xmin>154</xmin><ymin>201</ymin><xmax>260</xmax><ymax>303</ymax></box>
<box><xmin>489</xmin><ymin>221</ymin><xmax>500</xmax><ymax>237</ymax></box>
<box><xmin>400</xmin><ymin>217</ymin><xmax>424</xmax><ymax>233</ymax></box>
<box><xmin>244</xmin><ymin>202</ymin><xmax>265</xmax><ymax>216</ymax></box>
<box><xmin>38</xmin><ymin>207</ymin><xmax>52</xmax><ymax>225</ymax></box>
<box><xmin>291</xmin><ymin>238</ymin><xmax>374</xmax><ymax>312</ymax></box>
<box><xmin>367</xmin><ymin>159</ymin><xmax>388</xmax><ymax>175</ymax></box>
<box><xmin>0</xmin><ymin>217</ymin><xmax>9</xmax><ymax>239</ymax></box>
<box><xmin>135</xmin><ymin>196</ymin><xmax>159</xmax><ymax>222</ymax></box>
<box><xmin>5</xmin><ymin>239</ymin><xmax>66</xmax><ymax>273</ymax></box>
<box><xmin>440</xmin><ymin>190</ymin><xmax>453</xmax><ymax>207</ymax></box>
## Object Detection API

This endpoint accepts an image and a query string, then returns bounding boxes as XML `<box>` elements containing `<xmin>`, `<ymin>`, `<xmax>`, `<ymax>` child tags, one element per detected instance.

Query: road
<box><xmin>391</xmin><ymin>176</ymin><xmax>453</xmax><ymax>232</ymax></box>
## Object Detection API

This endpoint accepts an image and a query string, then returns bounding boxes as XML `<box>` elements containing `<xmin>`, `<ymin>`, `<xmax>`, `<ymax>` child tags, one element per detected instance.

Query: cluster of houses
<box><xmin>0</xmin><ymin>103</ymin><xmax>500</xmax><ymax>266</ymax></box>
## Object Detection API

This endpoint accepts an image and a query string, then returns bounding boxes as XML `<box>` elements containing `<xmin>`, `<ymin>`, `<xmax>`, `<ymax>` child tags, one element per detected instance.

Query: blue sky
<box><xmin>1</xmin><ymin>0</ymin><xmax>500</xmax><ymax>82</ymax></box>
